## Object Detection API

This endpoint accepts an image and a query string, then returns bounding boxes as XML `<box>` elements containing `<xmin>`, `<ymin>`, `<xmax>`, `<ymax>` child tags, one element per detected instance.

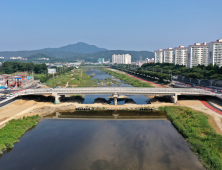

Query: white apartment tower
<box><xmin>208</xmin><ymin>39</ymin><xmax>222</xmax><ymax>67</ymax></box>
<box><xmin>154</xmin><ymin>49</ymin><xmax>163</xmax><ymax>63</ymax></box>
<box><xmin>173</xmin><ymin>46</ymin><xmax>188</xmax><ymax>66</ymax></box>
<box><xmin>112</xmin><ymin>54</ymin><xmax>131</xmax><ymax>64</ymax></box>
<box><xmin>163</xmin><ymin>47</ymin><xmax>173</xmax><ymax>63</ymax></box>
<box><xmin>187</xmin><ymin>42</ymin><xmax>209</xmax><ymax>68</ymax></box>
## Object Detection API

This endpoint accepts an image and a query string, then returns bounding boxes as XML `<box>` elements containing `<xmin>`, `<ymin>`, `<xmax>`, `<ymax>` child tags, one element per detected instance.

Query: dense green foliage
<box><xmin>112</xmin><ymin>63</ymin><xmax>222</xmax><ymax>81</ymax></box>
<box><xmin>111</xmin><ymin>64</ymin><xmax>171</xmax><ymax>82</ymax></box>
<box><xmin>159</xmin><ymin>106</ymin><xmax>222</xmax><ymax>169</ymax></box>
<box><xmin>101</xmin><ymin>68</ymin><xmax>152</xmax><ymax>87</ymax></box>
<box><xmin>26</xmin><ymin>53</ymin><xmax>67</xmax><ymax>63</ymax></box>
<box><xmin>0</xmin><ymin>115</ymin><xmax>40</xmax><ymax>155</ymax></box>
<box><xmin>1</xmin><ymin>61</ymin><xmax>48</xmax><ymax>74</ymax></box>
<box><xmin>142</xmin><ymin>63</ymin><xmax>222</xmax><ymax>80</ymax></box>
<box><xmin>34</xmin><ymin>66</ymin><xmax>73</xmax><ymax>83</ymax></box>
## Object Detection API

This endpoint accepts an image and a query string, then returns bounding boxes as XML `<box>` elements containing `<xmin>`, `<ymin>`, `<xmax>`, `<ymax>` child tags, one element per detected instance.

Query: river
<box><xmin>84</xmin><ymin>68</ymin><xmax>150</xmax><ymax>105</ymax></box>
<box><xmin>0</xmin><ymin>68</ymin><xmax>204</xmax><ymax>170</ymax></box>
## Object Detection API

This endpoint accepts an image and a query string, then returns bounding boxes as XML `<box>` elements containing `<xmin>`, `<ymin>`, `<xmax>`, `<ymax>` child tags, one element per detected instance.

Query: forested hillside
<box><xmin>0</xmin><ymin>42</ymin><xmax>154</xmax><ymax>62</ymax></box>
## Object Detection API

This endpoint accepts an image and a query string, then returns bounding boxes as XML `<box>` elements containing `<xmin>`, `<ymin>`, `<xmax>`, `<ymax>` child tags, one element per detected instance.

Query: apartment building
<box><xmin>208</xmin><ymin>39</ymin><xmax>222</xmax><ymax>67</ymax></box>
<box><xmin>173</xmin><ymin>46</ymin><xmax>188</xmax><ymax>66</ymax></box>
<box><xmin>154</xmin><ymin>49</ymin><xmax>163</xmax><ymax>63</ymax></box>
<box><xmin>163</xmin><ymin>47</ymin><xmax>173</xmax><ymax>63</ymax></box>
<box><xmin>187</xmin><ymin>42</ymin><xmax>209</xmax><ymax>68</ymax></box>
<box><xmin>112</xmin><ymin>54</ymin><xmax>131</xmax><ymax>64</ymax></box>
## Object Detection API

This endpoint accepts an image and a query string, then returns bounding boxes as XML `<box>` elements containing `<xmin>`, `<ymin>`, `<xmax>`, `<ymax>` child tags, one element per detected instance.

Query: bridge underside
<box><xmin>24</xmin><ymin>93</ymin><xmax>209</xmax><ymax>105</ymax></box>
<box><xmin>17</xmin><ymin>87</ymin><xmax>216</xmax><ymax>105</ymax></box>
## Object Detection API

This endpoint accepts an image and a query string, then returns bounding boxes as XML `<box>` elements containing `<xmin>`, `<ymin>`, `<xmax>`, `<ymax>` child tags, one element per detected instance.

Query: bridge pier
<box><xmin>113</xmin><ymin>93</ymin><xmax>119</xmax><ymax>105</ymax></box>
<box><xmin>171</xmin><ymin>94</ymin><xmax>178</xmax><ymax>103</ymax></box>
<box><xmin>53</xmin><ymin>93</ymin><xmax>61</xmax><ymax>104</ymax></box>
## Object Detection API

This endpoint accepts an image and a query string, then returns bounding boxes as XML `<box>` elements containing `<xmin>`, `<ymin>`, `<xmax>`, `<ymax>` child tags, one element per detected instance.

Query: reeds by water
<box><xmin>159</xmin><ymin>106</ymin><xmax>222</xmax><ymax>169</ymax></box>
<box><xmin>0</xmin><ymin>115</ymin><xmax>40</xmax><ymax>155</ymax></box>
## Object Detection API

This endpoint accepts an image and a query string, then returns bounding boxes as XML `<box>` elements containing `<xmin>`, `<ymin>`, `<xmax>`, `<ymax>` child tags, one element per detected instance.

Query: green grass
<box><xmin>101</xmin><ymin>68</ymin><xmax>152</xmax><ymax>87</ymax></box>
<box><xmin>0</xmin><ymin>115</ymin><xmax>40</xmax><ymax>155</ymax></box>
<box><xmin>69</xmin><ymin>69</ymin><xmax>97</xmax><ymax>87</ymax></box>
<box><xmin>46</xmin><ymin>72</ymin><xmax>73</xmax><ymax>87</ymax></box>
<box><xmin>159</xmin><ymin>106</ymin><xmax>222</xmax><ymax>169</ymax></box>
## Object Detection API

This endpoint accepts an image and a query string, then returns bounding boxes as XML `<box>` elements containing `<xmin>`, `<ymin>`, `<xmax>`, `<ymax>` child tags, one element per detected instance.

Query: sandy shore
<box><xmin>0</xmin><ymin>98</ymin><xmax>222</xmax><ymax>135</ymax></box>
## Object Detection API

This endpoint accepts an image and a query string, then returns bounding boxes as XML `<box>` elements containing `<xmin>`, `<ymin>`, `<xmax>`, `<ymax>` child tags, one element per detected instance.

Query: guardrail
<box><xmin>16</xmin><ymin>87</ymin><xmax>215</xmax><ymax>96</ymax></box>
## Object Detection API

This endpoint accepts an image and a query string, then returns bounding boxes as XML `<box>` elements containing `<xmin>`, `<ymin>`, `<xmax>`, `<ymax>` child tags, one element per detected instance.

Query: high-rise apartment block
<box><xmin>208</xmin><ymin>39</ymin><xmax>222</xmax><ymax>67</ymax></box>
<box><xmin>154</xmin><ymin>49</ymin><xmax>163</xmax><ymax>63</ymax></box>
<box><xmin>187</xmin><ymin>42</ymin><xmax>208</xmax><ymax>68</ymax></box>
<box><xmin>112</xmin><ymin>54</ymin><xmax>131</xmax><ymax>64</ymax></box>
<box><xmin>154</xmin><ymin>38</ymin><xmax>222</xmax><ymax>67</ymax></box>
<box><xmin>173</xmin><ymin>46</ymin><xmax>188</xmax><ymax>66</ymax></box>
<box><xmin>163</xmin><ymin>48</ymin><xmax>173</xmax><ymax>63</ymax></box>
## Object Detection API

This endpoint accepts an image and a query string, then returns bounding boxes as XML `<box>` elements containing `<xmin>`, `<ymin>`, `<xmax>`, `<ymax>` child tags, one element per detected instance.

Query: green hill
<box><xmin>0</xmin><ymin>42</ymin><xmax>154</xmax><ymax>62</ymax></box>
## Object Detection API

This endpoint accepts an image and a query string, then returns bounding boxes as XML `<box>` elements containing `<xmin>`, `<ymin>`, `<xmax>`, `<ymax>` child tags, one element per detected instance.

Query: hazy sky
<box><xmin>0</xmin><ymin>0</ymin><xmax>222</xmax><ymax>52</ymax></box>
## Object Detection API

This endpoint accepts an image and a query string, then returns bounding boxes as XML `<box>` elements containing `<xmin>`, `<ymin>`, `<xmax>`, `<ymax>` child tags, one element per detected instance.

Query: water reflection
<box><xmin>47</xmin><ymin>110</ymin><xmax>167</xmax><ymax>119</ymax></box>
<box><xmin>0</xmin><ymin>111</ymin><xmax>204</xmax><ymax>170</ymax></box>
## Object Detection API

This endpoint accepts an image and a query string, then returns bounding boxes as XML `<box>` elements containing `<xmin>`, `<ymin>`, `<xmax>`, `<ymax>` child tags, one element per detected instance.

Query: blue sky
<box><xmin>0</xmin><ymin>0</ymin><xmax>222</xmax><ymax>51</ymax></box>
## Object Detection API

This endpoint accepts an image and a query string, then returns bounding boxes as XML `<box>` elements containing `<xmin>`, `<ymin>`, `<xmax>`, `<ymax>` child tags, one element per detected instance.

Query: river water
<box><xmin>0</xmin><ymin>68</ymin><xmax>204</xmax><ymax>170</ymax></box>
<box><xmin>84</xmin><ymin>68</ymin><xmax>149</xmax><ymax>104</ymax></box>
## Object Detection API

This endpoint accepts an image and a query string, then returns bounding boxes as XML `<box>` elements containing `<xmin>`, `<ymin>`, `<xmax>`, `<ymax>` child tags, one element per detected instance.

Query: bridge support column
<box><xmin>113</xmin><ymin>93</ymin><xmax>119</xmax><ymax>105</ymax></box>
<box><xmin>53</xmin><ymin>93</ymin><xmax>60</xmax><ymax>104</ymax></box>
<box><xmin>171</xmin><ymin>94</ymin><xmax>178</xmax><ymax>103</ymax></box>
<box><xmin>210</xmin><ymin>80</ymin><xmax>214</xmax><ymax>86</ymax></box>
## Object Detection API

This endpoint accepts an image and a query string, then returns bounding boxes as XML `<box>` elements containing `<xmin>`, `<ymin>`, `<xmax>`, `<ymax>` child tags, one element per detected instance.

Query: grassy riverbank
<box><xmin>45</xmin><ymin>69</ymin><xmax>97</xmax><ymax>87</ymax></box>
<box><xmin>159</xmin><ymin>106</ymin><xmax>222</xmax><ymax>169</ymax></box>
<box><xmin>68</xmin><ymin>69</ymin><xmax>97</xmax><ymax>87</ymax></box>
<box><xmin>0</xmin><ymin>115</ymin><xmax>40</xmax><ymax>155</ymax></box>
<box><xmin>101</xmin><ymin>68</ymin><xmax>152</xmax><ymax>87</ymax></box>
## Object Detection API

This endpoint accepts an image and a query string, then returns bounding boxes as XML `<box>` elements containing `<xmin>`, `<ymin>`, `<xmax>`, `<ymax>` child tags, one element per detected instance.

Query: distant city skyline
<box><xmin>0</xmin><ymin>0</ymin><xmax>222</xmax><ymax>52</ymax></box>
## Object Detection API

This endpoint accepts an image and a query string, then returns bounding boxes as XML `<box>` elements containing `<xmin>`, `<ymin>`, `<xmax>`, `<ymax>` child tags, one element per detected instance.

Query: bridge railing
<box><xmin>16</xmin><ymin>87</ymin><xmax>215</xmax><ymax>96</ymax></box>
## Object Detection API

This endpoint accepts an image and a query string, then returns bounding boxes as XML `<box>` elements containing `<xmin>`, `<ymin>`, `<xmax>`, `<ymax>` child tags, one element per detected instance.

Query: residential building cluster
<box><xmin>112</xmin><ymin>54</ymin><xmax>131</xmax><ymax>64</ymax></box>
<box><xmin>9</xmin><ymin>56</ymin><xmax>27</xmax><ymax>60</ymax></box>
<box><xmin>154</xmin><ymin>39</ymin><xmax>222</xmax><ymax>68</ymax></box>
<box><xmin>145</xmin><ymin>58</ymin><xmax>154</xmax><ymax>63</ymax></box>
<box><xmin>37</xmin><ymin>58</ymin><xmax>49</xmax><ymax>60</ymax></box>
<box><xmin>0</xmin><ymin>74</ymin><xmax>34</xmax><ymax>87</ymax></box>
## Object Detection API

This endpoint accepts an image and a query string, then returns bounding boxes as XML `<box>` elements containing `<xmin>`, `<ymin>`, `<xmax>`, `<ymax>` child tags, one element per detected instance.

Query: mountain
<box><xmin>0</xmin><ymin>42</ymin><xmax>154</xmax><ymax>62</ymax></box>
<box><xmin>40</xmin><ymin>42</ymin><xmax>108</xmax><ymax>53</ymax></box>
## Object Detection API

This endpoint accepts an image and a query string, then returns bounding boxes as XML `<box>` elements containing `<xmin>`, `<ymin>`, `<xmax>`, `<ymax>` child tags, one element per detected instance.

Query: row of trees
<box><xmin>113</xmin><ymin>63</ymin><xmax>222</xmax><ymax>80</ymax></box>
<box><xmin>0</xmin><ymin>61</ymin><xmax>48</xmax><ymax>74</ymax></box>
<box><xmin>34</xmin><ymin>66</ymin><xmax>74</xmax><ymax>83</ymax></box>
<box><xmin>141</xmin><ymin>63</ymin><xmax>222</xmax><ymax>79</ymax></box>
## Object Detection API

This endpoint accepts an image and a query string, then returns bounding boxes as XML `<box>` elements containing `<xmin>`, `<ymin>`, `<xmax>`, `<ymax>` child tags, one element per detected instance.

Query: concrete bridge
<box><xmin>10</xmin><ymin>87</ymin><xmax>221</xmax><ymax>105</ymax></box>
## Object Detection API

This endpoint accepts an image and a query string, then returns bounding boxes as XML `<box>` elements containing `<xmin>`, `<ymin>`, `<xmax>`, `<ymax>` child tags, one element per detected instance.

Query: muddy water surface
<box><xmin>0</xmin><ymin>111</ymin><xmax>204</xmax><ymax>170</ymax></box>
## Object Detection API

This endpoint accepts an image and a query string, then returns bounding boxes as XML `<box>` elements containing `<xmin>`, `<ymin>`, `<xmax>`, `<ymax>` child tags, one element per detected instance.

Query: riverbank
<box><xmin>0</xmin><ymin>115</ymin><xmax>40</xmax><ymax>155</ymax></box>
<box><xmin>100</xmin><ymin>68</ymin><xmax>153</xmax><ymax>87</ymax></box>
<box><xmin>159</xmin><ymin>106</ymin><xmax>222</xmax><ymax>169</ymax></box>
